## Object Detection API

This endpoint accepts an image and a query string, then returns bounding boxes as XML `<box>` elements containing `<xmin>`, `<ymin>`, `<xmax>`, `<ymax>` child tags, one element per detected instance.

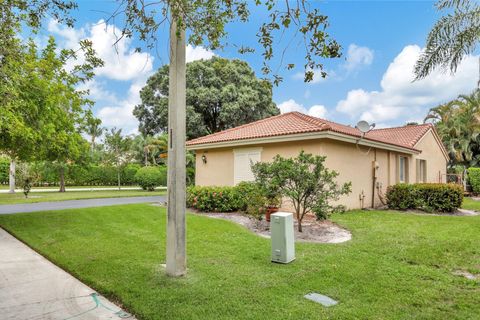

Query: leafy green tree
<box><xmin>252</xmin><ymin>151</ymin><xmax>352</xmax><ymax>232</ymax></box>
<box><xmin>30</xmin><ymin>37</ymin><xmax>98</xmax><ymax>192</ymax></box>
<box><xmin>104</xmin><ymin>128</ymin><xmax>134</xmax><ymax>189</ymax></box>
<box><xmin>415</xmin><ymin>0</ymin><xmax>480</xmax><ymax>80</ymax></box>
<box><xmin>83</xmin><ymin>115</ymin><xmax>105</xmax><ymax>152</ymax></box>
<box><xmin>134</xmin><ymin>58</ymin><xmax>279</xmax><ymax>138</ymax></box>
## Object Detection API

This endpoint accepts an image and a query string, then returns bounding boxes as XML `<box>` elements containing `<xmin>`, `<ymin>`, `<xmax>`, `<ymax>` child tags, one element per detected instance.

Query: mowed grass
<box><xmin>0</xmin><ymin>189</ymin><xmax>165</xmax><ymax>205</ymax></box>
<box><xmin>462</xmin><ymin>197</ymin><xmax>480</xmax><ymax>211</ymax></box>
<box><xmin>0</xmin><ymin>205</ymin><xmax>478</xmax><ymax>319</ymax></box>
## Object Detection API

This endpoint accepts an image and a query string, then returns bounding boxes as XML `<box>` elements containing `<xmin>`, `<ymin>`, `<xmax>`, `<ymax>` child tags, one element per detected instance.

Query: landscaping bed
<box><xmin>192</xmin><ymin>210</ymin><xmax>351</xmax><ymax>243</ymax></box>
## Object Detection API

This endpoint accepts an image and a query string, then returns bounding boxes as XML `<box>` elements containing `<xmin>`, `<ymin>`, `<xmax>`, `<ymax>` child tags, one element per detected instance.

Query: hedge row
<box><xmin>187</xmin><ymin>182</ymin><xmax>267</xmax><ymax>217</ymax></box>
<box><xmin>386</xmin><ymin>183</ymin><xmax>463</xmax><ymax>213</ymax></box>
<box><xmin>467</xmin><ymin>167</ymin><xmax>480</xmax><ymax>193</ymax></box>
<box><xmin>0</xmin><ymin>161</ymin><xmax>169</xmax><ymax>187</ymax></box>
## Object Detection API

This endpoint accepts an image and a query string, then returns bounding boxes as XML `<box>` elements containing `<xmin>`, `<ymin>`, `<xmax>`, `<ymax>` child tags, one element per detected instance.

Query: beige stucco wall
<box><xmin>411</xmin><ymin>130</ymin><xmax>447</xmax><ymax>183</ymax></box>
<box><xmin>193</xmin><ymin>130</ymin><xmax>447</xmax><ymax>210</ymax></box>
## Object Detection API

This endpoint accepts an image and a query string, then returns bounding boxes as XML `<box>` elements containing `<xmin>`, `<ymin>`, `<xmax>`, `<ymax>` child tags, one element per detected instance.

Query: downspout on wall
<box><xmin>372</xmin><ymin>149</ymin><xmax>377</xmax><ymax>208</ymax></box>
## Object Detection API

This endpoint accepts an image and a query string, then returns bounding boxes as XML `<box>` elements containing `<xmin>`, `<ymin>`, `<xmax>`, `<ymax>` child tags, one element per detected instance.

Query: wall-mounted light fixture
<box><xmin>201</xmin><ymin>154</ymin><xmax>207</xmax><ymax>164</ymax></box>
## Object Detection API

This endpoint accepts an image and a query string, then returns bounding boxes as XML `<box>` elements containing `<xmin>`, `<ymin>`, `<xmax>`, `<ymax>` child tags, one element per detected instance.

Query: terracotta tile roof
<box><xmin>186</xmin><ymin>112</ymin><xmax>433</xmax><ymax>151</ymax></box>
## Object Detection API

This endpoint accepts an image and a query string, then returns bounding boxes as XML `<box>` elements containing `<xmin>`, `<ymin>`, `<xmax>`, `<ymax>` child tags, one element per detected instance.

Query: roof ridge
<box><xmin>187</xmin><ymin>112</ymin><xmax>293</xmax><ymax>143</ymax></box>
<box><xmin>371</xmin><ymin>123</ymin><xmax>432</xmax><ymax>132</ymax></box>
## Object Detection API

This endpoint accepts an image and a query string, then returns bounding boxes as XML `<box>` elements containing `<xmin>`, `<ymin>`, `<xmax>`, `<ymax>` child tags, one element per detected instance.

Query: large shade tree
<box><xmin>134</xmin><ymin>57</ymin><xmax>279</xmax><ymax>139</ymax></box>
<box><xmin>0</xmin><ymin>1</ymin><xmax>101</xmax><ymax>192</ymax></box>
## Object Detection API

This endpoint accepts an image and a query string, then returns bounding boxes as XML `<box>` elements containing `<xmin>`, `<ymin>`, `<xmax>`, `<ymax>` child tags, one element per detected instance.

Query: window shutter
<box><xmin>234</xmin><ymin>148</ymin><xmax>262</xmax><ymax>185</ymax></box>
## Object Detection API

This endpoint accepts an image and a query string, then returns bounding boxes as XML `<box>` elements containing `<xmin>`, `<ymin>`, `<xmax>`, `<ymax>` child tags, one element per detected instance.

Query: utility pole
<box><xmin>166</xmin><ymin>13</ymin><xmax>187</xmax><ymax>277</ymax></box>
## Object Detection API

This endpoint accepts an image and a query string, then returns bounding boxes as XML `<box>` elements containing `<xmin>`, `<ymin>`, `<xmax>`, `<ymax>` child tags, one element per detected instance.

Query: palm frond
<box><xmin>414</xmin><ymin>4</ymin><xmax>480</xmax><ymax>80</ymax></box>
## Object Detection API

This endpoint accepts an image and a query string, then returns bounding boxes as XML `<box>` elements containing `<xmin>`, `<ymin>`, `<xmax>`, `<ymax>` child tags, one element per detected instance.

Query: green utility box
<box><xmin>271</xmin><ymin>212</ymin><xmax>295</xmax><ymax>264</ymax></box>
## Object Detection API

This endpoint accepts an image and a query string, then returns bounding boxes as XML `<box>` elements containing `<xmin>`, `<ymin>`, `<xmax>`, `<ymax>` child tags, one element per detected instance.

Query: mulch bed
<box><xmin>191</xmin><ymin>210</ymin><xmax>351</xmax><ymax>243</ymax></box>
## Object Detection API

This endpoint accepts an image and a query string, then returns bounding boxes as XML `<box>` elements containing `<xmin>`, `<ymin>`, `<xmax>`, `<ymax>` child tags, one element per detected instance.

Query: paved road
<box><xmin>0</xmin><ymin>196</ymin><xmax>166</xmax><ymax>214</ymax></box>
<box><xmin>0</xmin><ymin>228</ymin><xmax>137</xmax><ymax>319</ymax></box>
<box><xmin>0</xmin><ymin>186</ymin><xmax>167</xmax><ymax>193</ymax></box>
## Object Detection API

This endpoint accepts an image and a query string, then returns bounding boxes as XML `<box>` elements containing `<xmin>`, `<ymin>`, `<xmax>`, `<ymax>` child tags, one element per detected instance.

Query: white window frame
<box><xmin>233</xmin><ymin>148</ymin><xmax>263</xmax><ymax>185</ymax></box>
<box><xmin>417</xmin><ymin>159</ymin><xmax>427</xmax><ymax>183</ymax></box>
<box><xmin>398</xmin><ymin>156</ymin><xmax>408</xmax><ymax>183</ymax></box>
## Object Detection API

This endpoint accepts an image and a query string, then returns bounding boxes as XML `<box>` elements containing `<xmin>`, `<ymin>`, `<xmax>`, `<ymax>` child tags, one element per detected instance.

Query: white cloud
<box><xmin>344</xmin><ymin>44</ymin><xmax>374</xmax><ymax>71</ymax></box>
<box><xmin>277</xmin><ymin>99</ymin><xmax>305</xmax><ymax>113</ymax></box>
<box><xmin>278</xmin><ymin>99</ymin><xmax>328</xmax><ymax>119</ymax></box>
<box><xmin>49</xmin><ymin>19</ymin><xmax>154</xmax><ymax>81</ymax></box>
<box><xmin>308</xmin><ymin>105</ymin><xmax>328</xmax><ymax>118</ymax></box>
<box><xmin>186</xmin><ymin>44</ymin><xmax>215</xmax><ymax>63</ymax></box>
<box><xmin>96</xmin><ymin>78</ymin><xmax>146</xmax><ymax>135</ymax></box>
<box><xmin>336</xmin><ymin>44</ymin><xmax>478</xmax><ymax>125</ymax></box>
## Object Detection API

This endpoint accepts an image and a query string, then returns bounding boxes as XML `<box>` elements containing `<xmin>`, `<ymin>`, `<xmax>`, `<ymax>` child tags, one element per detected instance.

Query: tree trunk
<box><xmin>166</xmin><ymin>14</ymin><xmax>187</xmax><ymax>277</ymax></box>
<box><xmin>59</xmin><ymin>167</ymin><xmax>66</xmax><ymax>192</ymax></box>
<box><xmin>117</xmin><ymin>169</ymin><xmax>121</xmax><ymax>190</ymax></box>
<box><xmin>8</xmin><ymin>160</ymin><xmax>15</xmax><ymax>193</ymax></box>
<box><xmin>298</xmin><ymin>220</ymin><xmax>303</xmax><ymax>232</ymax></box>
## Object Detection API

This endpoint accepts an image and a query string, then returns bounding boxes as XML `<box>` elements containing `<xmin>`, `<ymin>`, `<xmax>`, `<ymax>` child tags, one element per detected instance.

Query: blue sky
<box><xmin>34</xmin><ymin>0</ymin><xmax>479</xmax><ymax>134</ymax></box>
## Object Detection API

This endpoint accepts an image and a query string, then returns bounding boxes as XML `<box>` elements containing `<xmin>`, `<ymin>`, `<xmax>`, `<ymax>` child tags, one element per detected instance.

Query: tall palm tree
<box><xmin>427</xmin><ymin>89</ymin><xmax>480</xmax><ymax>166</ymax></box>
<box><xmin>85</xmin><ymin>117</ymin><xmax>105</xmax><ymax>152</ymax></box>
<box><xmin>415</xmin><ymin>0</ymin><xmax>480</xmax><ymax>80</ymax></box>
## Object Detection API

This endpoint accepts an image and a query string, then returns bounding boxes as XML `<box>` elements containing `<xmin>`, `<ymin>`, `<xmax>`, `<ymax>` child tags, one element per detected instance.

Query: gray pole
<box><xmin>166</xmin><ymin>15</ymin><xmax>187</xmax><ymax>277</ymax></box>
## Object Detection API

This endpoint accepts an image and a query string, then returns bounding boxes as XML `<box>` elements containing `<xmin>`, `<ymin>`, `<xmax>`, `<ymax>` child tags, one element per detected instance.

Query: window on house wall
<box><xmin>416</xmin><ymin>159</ymin><xmax>427</xmax><ymax>183</ymax></box>
<box><xmin>233</xmin><ymin>148</ymin><xmax>262</xmax><ymax>185</ymax></box>
<box><xmin>398</xmin><ymin>156</ymin><xmax>408</xmax><ymax>183</ymax></box>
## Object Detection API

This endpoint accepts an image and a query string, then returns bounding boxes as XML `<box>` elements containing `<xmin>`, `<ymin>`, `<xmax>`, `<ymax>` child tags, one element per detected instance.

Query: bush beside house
<box><xmin>386</xmin><ymin>183</ymin><xmax>463</xmax><ymax>212</ymax></box>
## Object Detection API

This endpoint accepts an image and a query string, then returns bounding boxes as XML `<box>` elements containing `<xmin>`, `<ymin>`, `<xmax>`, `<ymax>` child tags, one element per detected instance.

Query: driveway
<box><xmin>0</xmin><ymin>196</ymin><xmax>166</xmax><ymax>214</ymax></box>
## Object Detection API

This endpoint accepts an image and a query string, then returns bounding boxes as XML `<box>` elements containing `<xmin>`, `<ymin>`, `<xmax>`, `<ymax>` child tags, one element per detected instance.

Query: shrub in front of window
<box><xmin>467</xmin><ymin>167</ymin><xmax>480</xmax><ymax>193</ymax></box>
<box><xmin>386</xmin><ymin>183</ymin><xmax>463</xmax><ymax>213</ymax></box>
<box><xmin>134</xmin><ymin>166</ymin><xmax>167</xmax><ymax>191</ymax></box>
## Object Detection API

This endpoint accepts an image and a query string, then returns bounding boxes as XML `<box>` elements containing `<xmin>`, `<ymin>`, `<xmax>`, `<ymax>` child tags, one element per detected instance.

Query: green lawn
<box><xmin>0</xmin><ymin>190</ymin><xmax>165</xmax><ymax>205</ymax></box>
<box><xmin>461</xmin><ymin>197</ymin><xmax>480</xmax><ymax>211</ymax></box>
<box><xmin>0</xmin><ymin>205</ymin><xmax>478</xmax><ymax>319</ymax></box>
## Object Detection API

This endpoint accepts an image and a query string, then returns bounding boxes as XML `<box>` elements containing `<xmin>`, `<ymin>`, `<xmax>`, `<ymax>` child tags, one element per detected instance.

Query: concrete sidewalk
<box><xmin>0</xmin><ymin>196</ymin><xmax>166</xmax><ymax>215</ymax></box>
<box><xmin>0</xmin><ymin>228</ymin><xmax>136</xmax><ymax>320</ymax></box>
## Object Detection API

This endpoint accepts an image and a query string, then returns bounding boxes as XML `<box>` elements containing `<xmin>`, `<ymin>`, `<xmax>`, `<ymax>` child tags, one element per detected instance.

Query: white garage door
<box><xmin>233</xmin><ymin>148</ymin><xmax>262</xmax><ymax>185</ymax></box>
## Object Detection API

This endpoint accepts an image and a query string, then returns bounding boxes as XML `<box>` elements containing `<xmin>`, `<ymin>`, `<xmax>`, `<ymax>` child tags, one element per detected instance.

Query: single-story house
<box><xmin>186</xmin><ymin>112</ymin><xmax>448</xmax><ymax>209</ymax></box>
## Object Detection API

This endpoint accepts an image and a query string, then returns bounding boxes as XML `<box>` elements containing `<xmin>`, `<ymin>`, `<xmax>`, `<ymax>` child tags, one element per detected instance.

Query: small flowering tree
<box><xmin>252</xmin><ymin>151</ymin><xmax>352</xmax><ymax>232</ymax></box>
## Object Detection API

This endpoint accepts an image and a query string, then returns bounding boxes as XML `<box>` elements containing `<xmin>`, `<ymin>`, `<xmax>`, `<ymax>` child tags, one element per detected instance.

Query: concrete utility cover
<box><xmin>0</xmin><ymin>228</ymin><xmax>135</xmax><ymax>319</ymax></box>
<box><xmin>304</xmin><ymin>293</ymin><xmax>338</xmax><ymax>307</ymax></box>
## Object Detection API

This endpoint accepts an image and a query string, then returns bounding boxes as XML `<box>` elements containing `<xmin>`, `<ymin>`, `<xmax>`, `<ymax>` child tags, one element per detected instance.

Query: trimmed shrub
<box><xmin>467</xmin><ymin>167</ymin><xmax>480</xmax><ymax>193</ymax></box>
<box><xmin>134</xmin><ymin>166</ymin><xmax>167</xmax><ymax>191</ymax></box>
<box><xmin>186</xmin><ymin>186</ymin><xmax>243</xmax><ymax>212</ymax></box>
<box><xmin>186</xmin><ymin>182</ymin><xmax>269</xmax><ymax>216</ymax></box>
<box><xmin>386</xmin><ymin>184</ymin><xmax>422</xmax><ymax>210</ymax></box>
<box><xmin>387</xmin><ymin>183</ymin><xmax>463</xmax><ymax>213</ymax></box>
